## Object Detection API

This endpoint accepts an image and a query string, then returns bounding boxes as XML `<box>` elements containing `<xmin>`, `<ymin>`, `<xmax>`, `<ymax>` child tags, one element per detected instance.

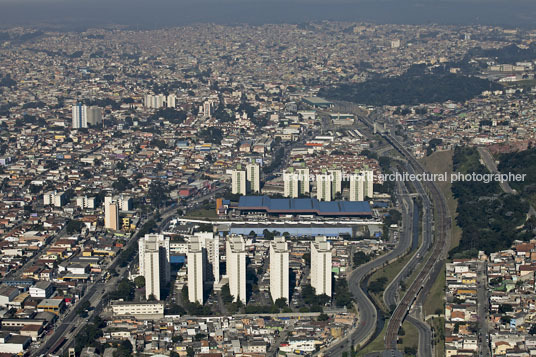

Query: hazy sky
<box><xmin>0</xmin><ymin>0</ymin><xmax>535</xmax><ymax>29</ymax></box>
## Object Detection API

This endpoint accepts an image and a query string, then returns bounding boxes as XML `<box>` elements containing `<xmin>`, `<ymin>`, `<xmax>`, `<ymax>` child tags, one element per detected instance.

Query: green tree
<box><xmin>186</xmin><ymin>346</ymin><xmax>195</xmax><ymax>357</ymax></box>
<box><xmin>112</xmin><ymin>176</ymin><xmax>132</xmax><ymax>191</ymax></box>
<box><xmin>274</xmin><ymin>298</ymin><xmax>287</xmax><ymax>309</ymax></box>
<box><xmin>66</xmin><ymin>220</ymin><xmax>85</xmax><ymax>234</ymax></box>
<box><xmin>221</xmin><ymin>284</ymin><xmax>234</xmax><ymax>304</ymax></box>
<box><xmin>134</xmin><ymin>276</ymin><xmax>145</xmax><ymax>288</ymax></box>
<box><xmin>317</xmin><ymin>313</ymin><xmax>329</xmax><ymax>321</ymax></box>
<box><xmin>114</xmin><ymin>339</ymin><xmax>133</xmax><ymax>357</ymax></box>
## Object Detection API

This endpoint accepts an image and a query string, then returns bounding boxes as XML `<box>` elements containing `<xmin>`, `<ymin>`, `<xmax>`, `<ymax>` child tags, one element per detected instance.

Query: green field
<box><xmin>397</xmin><ymin>320</ymin><xmax>419</xmax><ymax>356</ymax></box>
<box><xmin>184</xmin><ymin>208</ymin><xmax>218</xmax><ymax>218</ymax></box>
<box><xmin>356</xmin><ymin>324</ymin><xmax>387</xmax><ymax>356</ymax></box>
<box><xmin>419</xmin><ymin>149</ymin><xmax>461</xmax><ymax>249</ymax></box>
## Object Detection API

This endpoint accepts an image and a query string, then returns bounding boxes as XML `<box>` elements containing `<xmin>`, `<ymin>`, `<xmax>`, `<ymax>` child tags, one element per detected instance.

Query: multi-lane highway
<box><xmin>383</xmin><ymin>177</ymin><xmax>418</xmax><ymax>311</ymax></box>
<box><xmin>321</xmin><ymin>178</ymin><xmax>416</xmax><ymax>356</ymax></box>
<box><xmin>382</xmin><ymin>163</ymin><xmax>435</xmax><ymax>357</ymax></box>
<box><xmin>379</xmin><ymin>125</ymin><xmax>451</xmax><ymax>352</ymax></box>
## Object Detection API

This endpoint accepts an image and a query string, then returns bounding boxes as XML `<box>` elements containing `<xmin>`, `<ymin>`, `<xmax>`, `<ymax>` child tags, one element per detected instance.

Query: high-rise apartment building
<box><xmin>349</xmin><ymin>172</ymin><xmax>365</xmax><ymax>201</ymax></box>
<box><xmin>144</xmin><ymin>94</ymin><xmax>176</xmax><ymax>109</ymax></box>
<box><xmin>311</xmin><ymin>236</ymin><xmax>332</xmax><ymax>297</ymax></box>
<box><xmin>187</xmin><ymin>239</ymin><xmax>205</xmax><ymax>304</ymax></box>
<box><xmin>349</xmin><ymin>169</ymin><xmax>373</xmax><ymax>201</ymax></box>
<box><xmin>43</xmin><ymin>191</ymin><xmax>66</xmax><ymax>207</ymax></box>
<box><xmin>232</xmin><ymin>167</ymin><xmax>247</xmax><ymax>195</ymax></box>
<box><xmin>139</xmin><ymin>234</ymin><xmax>170</xmax><ymax>300</ymax></box>
<box><xmin>270</xmin><ymin>237</ymin><xmax>289</xmax><ymax>304</ymax></box>
<box><xmin>72</xmin><ymin>103</ymin><xmax>87</xmax><ymax>129</ymax></box>
<box><xmin>72</xmin><ymin>104</ymin><xmax>102</xmax><ymax>128</ymax></box>
<box><xmin>226</xmin><ymin>236</ymin><xmax>247</xmax><ymax>304</ymax></box>
<box><xmin>191</xmin><ymin>232</ymin><xmax>220</xmax><ymax>284</ymax></box>
<box><xmin>328</xmin><ymin>169</ymin><xmax>342</xmax><ymax>196</ymax></box>
<box><xmin>283</xmin><ymin>167</ymin><xmax>310</xmax><ymax>198</ymax></box>
<box><xmin>316</xmin><ymin>172</ymin><xmax>332</xmax><ymax>202</ymax></box>
<box><xmin>246</xmin><ymin>163</ymin><xmax>260</xmax><ymax>193</ymax></box>
<box><xmin>104</xmin><ymin>197</ymin><xmax>119</xmax><ymax>231</ymax></box>
<box><xmin>363</xmin><ymin>169</ymin><xmax>374</xmax><ymax>199</ymax></box>
<box><xmin>202</xmin><ymin>100</ymin><xmax>213</xmax><ymax>118</ymax></box>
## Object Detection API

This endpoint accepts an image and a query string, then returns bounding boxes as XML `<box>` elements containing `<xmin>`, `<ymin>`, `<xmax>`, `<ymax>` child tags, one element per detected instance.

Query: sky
<box><xmin>0</xmin><ymin>0</ymin><xmax>535</xmax><ymax>29</ymax></box>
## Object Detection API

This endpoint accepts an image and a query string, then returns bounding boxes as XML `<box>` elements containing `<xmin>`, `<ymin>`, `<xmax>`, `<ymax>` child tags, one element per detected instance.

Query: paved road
<box><xmin>477</xmin><ymin>147</ymin><xmax>515</xmax><ymax>194</ymax></box>
<box><xmin>478</xmin><ymin>146</ymin><xmax>536</xmax><ymax>218</ymax></box>
<box><xmin>371</xmin><ymin>119</ymin><xmax>450</xmax><ymax>352</ymax></box>
<box><xmin>383</xmin><ymin>168</ymin><xmax>434</xmax><ymax>357</ymax></box>
<box><xmin>477</xmin><ymin>261</ymin><xmax>491</xmax><ymax>357</ymax></box>
<box><xmin>34</xmin><ymin>188</ymin><xmax>219</xmax><ymax>356</ymax></box>
<box><xmin>401</xmin><ymin>165</ymin><xmax>434</xmax><ymax>357</ymax></box>
<box><xmin>407</xmin><ymin>315</ymin><xmax>433</xmax><ymax>357</ymax></box>
<box><xmin>321</xmin><ymin>179</ymin><xmax>415</xmax><ymax>356</ymax></box>
<box><xmin>383</xmin><ymin>179</ymin><xmax>417</xmax><ymax>311</ymax></box>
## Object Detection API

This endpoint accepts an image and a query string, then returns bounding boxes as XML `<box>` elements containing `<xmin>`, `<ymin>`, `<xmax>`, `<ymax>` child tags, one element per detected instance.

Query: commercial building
<box><xmin>237</xmin><ymin>196</ymin><xmax>372</xmax><ymax>217</ymax></box>
<box><xmin>226</xmin><ymin>236</ymin><xmax>247</xmax><ymax>304</ymax></box>
<box><xmin>37</xmin><ymin>298</ymin><xmax>65</xmax><ymax>315</ymax></box>
<box><xmin>111</xmin><ymin>301</ymin><xmax>165</xmax><ymax>320</ymax></box>
<box><xmin>139</xmin><ymin>234</ymin><xmax>170</xmax><ymax>300</ymax></box>
<box><xmin>187</xmin><ymin>239</ymin><xmax>205</xmax><ymax>304</ymax></box>
<box><xmin>311</xmin><ymin>236</ymin><xmax>332</xmax><ymax>297</ymax></box>
<box><xmin>302</xmin><ymin>97</ymin><xmax>334</xmax><ymax>108</ymax></box>
<box><xmin>0</xmin><ymin>333</ymin><xmax>31</xmax><ymax>354</ymax></box>
<box><xmin>270</xmin><ymin>237</ymin><xmax>289</xmax><ymax>304</ymax></box>
<box><xmin>29</xmin><ymin>281</ymin><xmax>54</xmax><ymax>298</ymax></box>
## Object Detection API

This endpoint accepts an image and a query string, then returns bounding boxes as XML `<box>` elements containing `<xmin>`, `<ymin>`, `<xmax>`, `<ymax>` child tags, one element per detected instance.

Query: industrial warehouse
<box><xmin>235</xmin><ymin>196</ymin><xmax>373</xmax><ymax>217</ymax></box>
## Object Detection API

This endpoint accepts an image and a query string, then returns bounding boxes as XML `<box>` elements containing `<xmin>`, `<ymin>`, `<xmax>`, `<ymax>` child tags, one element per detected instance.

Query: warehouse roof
<box><xmin>237</xmin><ymin>196</ymin><xmax>371</xmax><ymax>216</ymax></box>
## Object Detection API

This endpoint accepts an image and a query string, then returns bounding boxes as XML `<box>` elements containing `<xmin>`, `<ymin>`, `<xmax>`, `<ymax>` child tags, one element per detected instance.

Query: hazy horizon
<box><xmin>0</xmin><ymin>0</ymin><xmax>535</xmax><ymax>30</ymax></box>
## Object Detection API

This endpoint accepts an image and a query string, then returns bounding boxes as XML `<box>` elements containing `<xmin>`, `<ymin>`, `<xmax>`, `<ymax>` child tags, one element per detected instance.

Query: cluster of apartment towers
<box><xmin>137</xmin><ymin>233</ymin><xmax>333</xmax><ymax>306</ymax></box>
<box><xmin>231</xmin><ymin>164</ymin><xmax>374</xmax><ymax>201</ymax></box>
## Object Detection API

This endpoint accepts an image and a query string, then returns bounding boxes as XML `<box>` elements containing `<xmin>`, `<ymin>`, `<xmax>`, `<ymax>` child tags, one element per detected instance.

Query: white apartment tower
<box><xmin>72</xmin><ymin>103</ymin><xmax>87</xmax><ymax>129</ymax></box>
<box><xmin>349</xmin><ymin>173</ymin><xmax>365</xmax><ymax>201</ymax></box>
<box><xmin>231</xmin><ymin>166</ymin><xmax>247</xmax><ymax>196</ymax></box>
<box><xmin>270</xmin><ymin>237</ymin><xmax>290</xmax><ymax>304</ymax></box>
<box><xmin>202</xmin><ymin>100</ymin><xmax>213</xmax><ymax>118</ymax></box>
<box><xmin>311</xmin><ymin>236</ymin><xmax>332</xmax><ymax>297</ymax></box>
<box><xmin>139</xmin><ymin>234</ymin><xmax>171</xmax><ymax>300</ymax></box>
<box><xmin>144</xmin><ymin>94</ymin><xmax>176</xmax><ymax>109</ymax></box>
<box><xmin>187</xmin><ymin>239</ymin><xmax>205</xmax><ymax>304</ymax></box>
<box><xmin>44</xmin><ymin>191</ymin><xmax>66</xmax><ymax>207</ymax></box>
<box><xmin>104</xmin><ymin>197</ymin><xmax>119</xmax><ymax>231</ymax></box>
<box><xmin>192</xmin><ymin>232</ymin><xmax>220</xmax><ymax>284</ymax></box>
<box><xmin>72</xmin><ymin>104</ymin><xmax>102</xmax><ymax>128</ymax></box>
<box><xmin>144</xmin><ymin>246</ymin><xmax>162</xmax><ymax>300</ymax></box>
<box><xmin>283</xmin><ymin>167</ymin><xmax>310</xmax><ymax>198</ymax></box>
<box><xmin>363</xmin><ymin>169</ymin><xmax>374</xmax><ymax>199</ymax></box>
<box><xmin>76</xmin><ymin>196</ymin><xmax>96</xmax><ymax>210</ymax></box>
<box><xmin>316</xmin><ymin>172</ymin><xmax>332</xmax><ymax>202</ymax></box>
<box><xmin>283</xmin><ymin>169</ymin><xmax>299</xmax><ymax>198</ymax></box>
<box><xmin>246</xmin><ymin>163</ymin><xmax>261</xmax><ymax>193</ymax></box>
<box><xmin>226</xmin><ymin>236</ymin><xmax>247</xmax><ymax>304</ymax></box>
<box><xmin>349</xmin><ymin>170</ymin><xmax>374</xmax><ymax>201</ymax></box>
<box><xmin>329</xmin><ymin>169</ymin><xmax>342</xmax><ymax>196</ymax></box>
